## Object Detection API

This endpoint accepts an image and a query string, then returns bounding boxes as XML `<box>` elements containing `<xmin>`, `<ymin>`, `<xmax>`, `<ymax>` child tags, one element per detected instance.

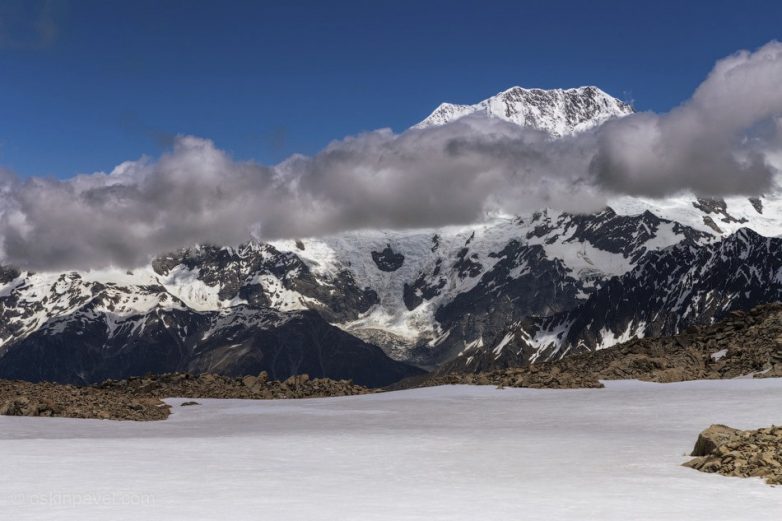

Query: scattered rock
<box><xmin>0</xmin><ymin>380</ymin><xmax>169</xmax><ymax>421</ymax></box>
<box><xmin>1</xmin><ymin>372</ymin><xmax>371</xmax><ymax>421</ymax></box>
<box><xmin>684</xmin><ymin>424</ymin><xmax>782</xmax><ymax>485</ymax></box>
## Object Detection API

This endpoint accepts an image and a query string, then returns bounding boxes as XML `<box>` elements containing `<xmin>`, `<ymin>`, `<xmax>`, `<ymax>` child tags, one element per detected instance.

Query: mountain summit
<box><xmin>414</xmin><ymin>85</ymin><xmax>633</xmax><ymax>136</ymax></box>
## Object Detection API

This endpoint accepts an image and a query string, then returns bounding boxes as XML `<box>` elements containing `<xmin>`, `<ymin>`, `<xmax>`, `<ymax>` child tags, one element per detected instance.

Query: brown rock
<box><xmin>684</xmin><ymin>424</ymin><xmax>782</xmax><ymax>485</ymax></box>
<box><xmin>691</xmin><ymin>424</ymin><xmax>741</xmax><ymax>456</ymax></box>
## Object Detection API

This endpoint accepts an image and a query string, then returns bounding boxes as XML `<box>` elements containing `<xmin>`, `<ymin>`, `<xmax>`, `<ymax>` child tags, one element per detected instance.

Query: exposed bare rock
<box><xmin>693</xmin><ymin>198</ymin><xmax>747</xmax><ymax>224</ymax></box>
<box><xmin>96</xmin><ymin>371</ymin><xmax>371</xmax><ymax>400</ymax></box>
<box><xmin>684</xmin><ymin>424</ymin><xmax>782</xmax><ymax>485</ymax></box>
<box><xmin>371</xmin><ymin>245</ymin><xmax>405</xmax><ymax>272</ymax></box>
<box><xmin>420</xmin><ymin>365</ymin><xmax>603</xmax><ymax>390</ymax></box>
<box><xmin>749</xmin><ymin>197</ymin><xmax>764</xmax><ymax>214</ymax></box>
<box><xmin>396</xmin><ymin>303</ymin><xmax>782</xmax><ymax>390</ymax></box>
<box><xmin>690</xmin><ymin>425</ymin><xmax>742</xmax><ymax>456</ymax></box>
<box><xmin>0</xmin><ymin>379</ymin><xmax>170</xmax><ymax>421</ymax></box>
<box><xmin>0</xmin><ymin>372</ymin><xmax>371</xmax><ymax>421</ymax></box>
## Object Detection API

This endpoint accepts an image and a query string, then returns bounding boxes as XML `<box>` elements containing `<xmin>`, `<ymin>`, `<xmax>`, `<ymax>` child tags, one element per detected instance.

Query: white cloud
<box><xmin>2</xmin><ymin>42</ymin><xmax>782</xmax><ymax>270</ymax></box>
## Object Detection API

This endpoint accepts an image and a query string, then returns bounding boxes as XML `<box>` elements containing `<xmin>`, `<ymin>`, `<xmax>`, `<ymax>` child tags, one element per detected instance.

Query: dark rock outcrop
<box><xmin>0</xmin><ymin>307</ymin><xmax>423</xmax><ymax>388</ymax></box>
<box><xmin>371</xmin><ymin>245</ymin><xmax>404</xmax><ymax>272</ymax></box>
<box><xmin>0</xmin><ymin>265</ymin><xmax>20</xmax><ymax>285</ymax></box>
<box><xmin>397</xmin><ymin>302</ymin><xmax>782</xmax><ymax>390</ymax></box>
<box><xmin>452</xmin><ymin>229</ymin><xmax>782</xmax><ymax>372</ymax></box>
<box><xmin>749</xmin><ymin>197</ymin><xmax>764</xmax><ymax>214</ymax></box>
<box><xmin>151</xmin><ymin>243</ymin><xmax>378</xmax><ymax>322</ymax></box>
<box><xmin>693</xmin><ymin>198</ymin><xmax>747</xmax><ymax>225</ymax></box>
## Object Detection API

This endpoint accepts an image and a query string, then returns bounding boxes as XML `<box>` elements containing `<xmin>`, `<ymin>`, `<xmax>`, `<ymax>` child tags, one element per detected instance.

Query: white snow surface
<box><xmin>270</xmin><ymin>210</ymin><xmax>698</xmax><ymax>344</ymax></box>
<box><xmin>2</xmin><ymin>378</ymin><xmax>781</xmax><ymax>521</ymax></box>
<box><xmin>414</xmin><ymin>85</ymin><xmax>633</xmax><ymax>136</ymax></box>
<box><xmin>610</xmin><ymin>192</ymin><xmax>782</xmax><ymax>238</ymax></box>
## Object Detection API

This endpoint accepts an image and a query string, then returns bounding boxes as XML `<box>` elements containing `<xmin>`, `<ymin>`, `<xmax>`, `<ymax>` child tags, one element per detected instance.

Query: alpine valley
<box><xmin>2</xmin><ymin>86</ymin><xmax>782</xmax><ymax>386</ymax></box>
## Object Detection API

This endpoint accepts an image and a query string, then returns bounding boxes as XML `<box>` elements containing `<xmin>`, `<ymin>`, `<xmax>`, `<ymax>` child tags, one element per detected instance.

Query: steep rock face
<box><xmin>424</xmin><ymin>242</ymin><xmax>582</xmax><ymax>366</ymax></box>
<box><xmin>151</xmin><ymin>242</ymin><xmax>378</xmax><ymax>322</ymax></box>
<box><xmin>430</xmin><ymin>302</ymin><xmax>782</xmax><ymax>385</ymax></box>
<box><xmin>452</xmin><ymin>228</ymin><xmax>782</xmax><ymax>371</ymax></box>
<box><xmin>559</xmin><ymin>228</ymin><xmax>782</xmax><ymax>353</ymax></box>
<box><xmin>402</xmin><ymin>209</ymin><xmax>711</xmax><ymax>366</ymax></box>
<box><xmin>414</xmin><ymin>86</ymin><xmax>633</xmax><ymax>136</ymax></box>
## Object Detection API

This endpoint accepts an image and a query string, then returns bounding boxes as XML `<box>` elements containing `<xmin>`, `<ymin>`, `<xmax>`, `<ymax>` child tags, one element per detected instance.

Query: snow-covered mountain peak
<box><xmin>414</xmin><ymin>85</ymin><xmax>633</xmax><ymax>136</ymax></box>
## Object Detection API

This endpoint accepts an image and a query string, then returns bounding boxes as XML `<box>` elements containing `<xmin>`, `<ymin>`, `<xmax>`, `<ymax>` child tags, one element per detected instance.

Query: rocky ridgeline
<box><xmin>96</xmin><ymin>371</ymin><xmax>371</xmax><ymax>400</ymax></box>
<box><xmin>531</xmin><ymin>303</ymin><xmax>782</xmax><ymax>384</ymax></box>
<box><xmin>684</xmin><ymin>424</ymin><xmax>782</xmax><ymax>485</ymax></box>
<box><xmin>0</xmin><ymin>372</ymin><xmax>370</xmax><ymax>421</ymax></box>
<box><xmin>560</xmin><ymin>302</ymin><xmax>782</xmax><ymax>383</ymax></box>
<box><xmin>394</xmin><ymin>364</ymin><xmax>605</xmax><ymax>390</ymax></box>
<box><xmin>399</xmin><ymin>302</ymin><xmax>782</xmax><ymax>390</ymax></box>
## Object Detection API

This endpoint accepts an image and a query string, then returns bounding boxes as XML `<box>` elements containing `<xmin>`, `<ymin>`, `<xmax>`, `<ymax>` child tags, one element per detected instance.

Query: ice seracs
<box><xmin>413</xmin><ymin>85</ymin><xmax>634</xmax><ymax>136</ymax></box>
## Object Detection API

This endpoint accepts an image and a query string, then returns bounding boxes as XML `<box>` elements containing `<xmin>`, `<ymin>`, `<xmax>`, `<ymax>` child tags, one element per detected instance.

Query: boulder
<box><xmin>683</xmin><ymin>424</ymin><xmax>782</xmax><ymax>485</ymax></box>
<box><xmin>690</xmin><ymin>424</ymin><xmax>741</xmax><ymax>456</ymax></box>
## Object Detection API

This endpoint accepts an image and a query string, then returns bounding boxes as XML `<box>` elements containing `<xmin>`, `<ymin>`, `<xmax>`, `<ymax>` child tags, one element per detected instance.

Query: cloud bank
<box><xmin>591</xmin><ymin>42</ymin><xmax>782</xmax><ymax>196</ymax></box>
<box><xmin>2</xmin><ymin>42</ymin><xmax>782</xmax><ymax>270</ymax></box>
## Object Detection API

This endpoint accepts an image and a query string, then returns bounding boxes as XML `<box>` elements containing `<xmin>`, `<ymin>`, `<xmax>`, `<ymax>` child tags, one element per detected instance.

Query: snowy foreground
<box><xmin>2</xmin><ymin>379</ymin><xmax>782</xmax><ymax>521</ymax></box>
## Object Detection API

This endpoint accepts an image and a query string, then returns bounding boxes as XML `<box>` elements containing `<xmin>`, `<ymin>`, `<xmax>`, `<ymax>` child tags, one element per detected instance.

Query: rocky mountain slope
<box><xmin>450</xmin><ymin>229</ymin><xmax>782</xmax><ymax>371</ymax></box>
<box><xmin>1</xmin><ymin>85</ymin><xmax>782</xmax><ymax>383</ymax></box>
<box><xmin>413</xmin><ymin>302</ymin><xmax>782</xmax><ymax>389</ymax></box>
<box><xmin>0</xmin><ymin>301</ymin><xmax>420</xmax><ymax>387</ymax></box>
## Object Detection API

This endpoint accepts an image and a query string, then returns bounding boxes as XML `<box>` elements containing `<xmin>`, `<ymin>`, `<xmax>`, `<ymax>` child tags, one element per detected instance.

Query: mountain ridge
<box><xmin>1</xmin><ymin>85</ymin><xmax>781</xmax><ymax>384</ymax></box>
<box><xmin>413</xmin><ymin>85</ymin><xmax>633</xmax><ymax>135</ymax></box>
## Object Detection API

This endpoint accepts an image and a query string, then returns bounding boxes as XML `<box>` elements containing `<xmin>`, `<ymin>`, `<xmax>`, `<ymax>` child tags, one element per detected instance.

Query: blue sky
<box><xmin>1</xmin><ymin>0</ymin><xmax>781</xmax><ymax>178</ymax></box>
